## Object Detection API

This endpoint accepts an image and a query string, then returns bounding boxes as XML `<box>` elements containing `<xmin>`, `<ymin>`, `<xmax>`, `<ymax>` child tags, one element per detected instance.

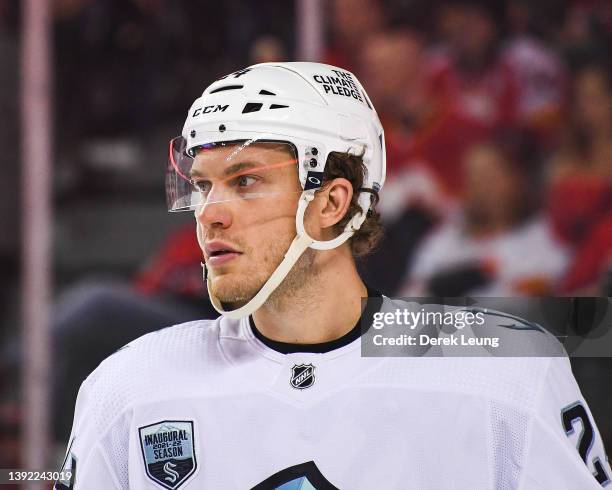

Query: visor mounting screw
<box><xmin>190</xmin><ymin>130</ymin><xmax>196</xmax><ymax>138</ymax></box>
<box><xmin>311</xmin><ymin>147</ymin><xmax>318</xmax><ymax>156</ymax></box>
<box><xmin>219</xmin><ymin>124</ymin><xmax>226</xmax><ymax>132</ymax></box>
<box><xmin>309</xmin><ymin>158</ymin><xmax>317</xmax><ymax>168</ymax></box>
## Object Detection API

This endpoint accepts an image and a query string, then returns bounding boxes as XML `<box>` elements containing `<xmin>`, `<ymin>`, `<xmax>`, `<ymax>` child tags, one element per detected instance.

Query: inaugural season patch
<box><xmin>290</xmin><ymin>363</ymin><xmax>316</xmax><ymax>389</ymax></box>
<box><xmin>139</xmin><ymin>420</ymin><xmax>197</xmax><ymax>490</ymax></box>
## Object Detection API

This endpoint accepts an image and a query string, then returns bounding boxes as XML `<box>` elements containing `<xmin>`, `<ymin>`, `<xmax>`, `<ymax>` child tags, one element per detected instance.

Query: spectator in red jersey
<box><xmin>360</xmin><ymin>27</ymin><xmax>457</xmax><ymax>227</ymax></box>
<box><xmin>357</xmin><ymin>29</ymin><xmax>443</xmax><ymax>293</ymax></box>
<box><xmin>400</xmin><ymin>129</ymin><xmax>569</xmax><ymax>297</ymax></box>
<box><xmin>389</xmin><ymin>0</ymin><xmax>521</xmax><ymax>198</ymax></box>
<box><xmin>360</xmin><ymin>29</ymin><xmax>430</xmax><ymax>176</ymax></box>
<box><xmin>561</xmin><ymin>216</ymin><xmax>612</xmax><ymax>294</ymax></box>
<box><xmin>548</xmin><ymin>63</ymin><xmax>612</xmax><ymax>293</ymax></box>
<box><xmin>502</xmin><ymin>0</ymin><xmax>568</xmax><ymax>143</ymax></box>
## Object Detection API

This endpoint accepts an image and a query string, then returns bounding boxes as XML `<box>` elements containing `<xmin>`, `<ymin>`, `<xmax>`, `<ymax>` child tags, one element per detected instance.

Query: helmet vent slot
<box><xmin>259</xmin><ymin>89</ymin><xmax>276</xmax><ymax>95</ymax></box>
<box><xmin>270</xmin><ymin>104</ymin><xmax>289</xmax><ymax>109</ymax></box>
<box><xmin>242</xmin><ymin>102</ymin><xmax>263</xmax><ymax>113</ymax></box>
<box><xmin>210</xmin><ymin>85</ymin><xmax>243</xmax><ymax>93</ymax></box>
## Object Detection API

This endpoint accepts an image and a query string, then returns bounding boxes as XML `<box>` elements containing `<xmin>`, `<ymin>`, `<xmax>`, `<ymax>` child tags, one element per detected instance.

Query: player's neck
<box><xmin>252</xmin><ymin>250</ymin><xmax>367</xmax><ymax>346</ymax></box>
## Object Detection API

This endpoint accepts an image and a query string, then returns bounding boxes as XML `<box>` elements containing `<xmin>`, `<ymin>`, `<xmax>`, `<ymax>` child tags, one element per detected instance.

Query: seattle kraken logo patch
<box><xmin>139</xmin><ymin>420</ymin><xmax>197</xmax><ymax>489</ymax></box>
<box><xmin>290</xmin><ymin>363</ymin><xmax>316</xmax><ymax>389</ymax></box>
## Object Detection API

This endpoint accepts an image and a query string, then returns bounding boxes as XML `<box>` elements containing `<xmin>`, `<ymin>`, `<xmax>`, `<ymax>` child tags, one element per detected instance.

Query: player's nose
<box><xmin>195</xmin><ymin>199</ymin><xmax>232</xmax><ymax>230</ymax></box>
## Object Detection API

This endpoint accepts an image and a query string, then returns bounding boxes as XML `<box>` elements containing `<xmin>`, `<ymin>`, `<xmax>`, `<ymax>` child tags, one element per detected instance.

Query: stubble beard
<box><xmin>211</xmin><ymin>234</ymin><xmax>319</xmax><ymax>312</ymax></box>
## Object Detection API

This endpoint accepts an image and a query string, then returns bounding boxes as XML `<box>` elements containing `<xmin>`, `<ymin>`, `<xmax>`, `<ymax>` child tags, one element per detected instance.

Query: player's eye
<box><xmin>234</xmin><ymin>175</ymin><xmax>258</xmax><ymax>188</ymax></box>
<box><xmin>192</xmin><ymin>179</ymin><xmax>212</xmax><ymax>195</ymax></box>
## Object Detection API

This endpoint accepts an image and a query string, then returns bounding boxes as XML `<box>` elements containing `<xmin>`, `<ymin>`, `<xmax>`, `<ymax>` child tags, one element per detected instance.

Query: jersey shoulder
<box><xmin>370</xmin><ymin>298</ymin><xmax>569</xmax><ymax>410</ymax></box>
<box><xmin>79</xmin><ymin>319</ymin><xmax>224</xmax><ymax>432</ymax></box>
<box><xmin>95</xmin><ymin>318</ymin><xmax>221</xmax><ymax>373</ymax></box>
<box><xmin>466</xmin><ymin>305</ymin><xmax>568</xmax><ymax>357</ymax></box>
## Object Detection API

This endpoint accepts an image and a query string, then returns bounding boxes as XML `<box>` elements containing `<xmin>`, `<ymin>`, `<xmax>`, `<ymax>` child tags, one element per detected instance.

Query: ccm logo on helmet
<box><xmin>192</xmin><ymin>104</ymin><xmax>229</xmax><ymax>117</ymax></box>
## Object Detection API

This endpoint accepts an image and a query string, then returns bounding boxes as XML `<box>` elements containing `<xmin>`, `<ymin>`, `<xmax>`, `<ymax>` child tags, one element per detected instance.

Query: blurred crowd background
<box><xmin>0</xmin><ymin>0</ymin><xmax>611</xmax><ymax>473</ymax></box>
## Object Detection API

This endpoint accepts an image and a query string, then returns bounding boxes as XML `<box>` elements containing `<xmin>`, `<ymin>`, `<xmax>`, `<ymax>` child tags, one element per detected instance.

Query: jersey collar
<box><xmin>248</xmin><ymin>285</ymin><xmax>383</xmax><ymax>355</ymax></box>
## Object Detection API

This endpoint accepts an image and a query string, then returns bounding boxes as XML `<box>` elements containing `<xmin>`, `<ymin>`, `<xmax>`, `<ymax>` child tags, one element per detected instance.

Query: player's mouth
<box><xmin>204</xmin><ymin>241</ymin><xmax>242</xmax><ymax>267</ymax></box>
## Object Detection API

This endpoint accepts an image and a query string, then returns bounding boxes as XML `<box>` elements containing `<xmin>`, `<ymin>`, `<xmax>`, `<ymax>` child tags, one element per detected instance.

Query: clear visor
<box><xmin>166</xmin><ymin>137</ymin><xmax>301</xmax><ymax>211</ymax></box>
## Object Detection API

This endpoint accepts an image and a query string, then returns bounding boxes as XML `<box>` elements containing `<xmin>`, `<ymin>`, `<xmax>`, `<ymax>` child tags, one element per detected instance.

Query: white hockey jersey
<box><xmin>55</xmin><ymin>299</ymin><xmax>610</xmax><ymax>489</ymax></box>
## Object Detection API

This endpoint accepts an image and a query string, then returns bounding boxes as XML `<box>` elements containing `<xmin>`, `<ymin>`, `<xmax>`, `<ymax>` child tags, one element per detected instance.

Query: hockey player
<box><xmin>56</xmin><ymin>62</ymin><xmax>610</xmax><ymax>489</ymax></box>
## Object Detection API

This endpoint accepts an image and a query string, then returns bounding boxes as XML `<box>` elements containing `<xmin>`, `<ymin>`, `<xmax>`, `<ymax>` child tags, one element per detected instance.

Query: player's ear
<box><xmin>304</xmin><ymin>178</ymin><xmax>353</xmax><ymax>240</ymax></box>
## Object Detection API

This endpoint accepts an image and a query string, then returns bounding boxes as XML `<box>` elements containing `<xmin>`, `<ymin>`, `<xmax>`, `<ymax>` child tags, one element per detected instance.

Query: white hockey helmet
<box><xmin>167</xmin><ymin>62</ymin><xmax>386</xmax><ymax>318</ymax></box>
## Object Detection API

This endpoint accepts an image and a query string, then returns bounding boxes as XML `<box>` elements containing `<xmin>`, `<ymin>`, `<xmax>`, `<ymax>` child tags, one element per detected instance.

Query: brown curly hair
<box><xmin>321</xmin><ymin>151</ymin><xmax>384</xmax><ymax>257</ymax></box>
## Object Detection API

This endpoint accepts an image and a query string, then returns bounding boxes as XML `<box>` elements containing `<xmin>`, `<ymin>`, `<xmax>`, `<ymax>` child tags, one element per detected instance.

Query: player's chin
<box><xmin>209</xmin><ymin>273</ymin><xmax>259</xmax><ymax>305</ymax></box>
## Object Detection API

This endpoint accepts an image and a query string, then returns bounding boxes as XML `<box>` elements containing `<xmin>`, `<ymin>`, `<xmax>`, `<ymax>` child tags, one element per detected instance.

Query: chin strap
<box><xmin>199</xmin><ymin>190</ymin><xmax>365</xmax><ymax>319</ymax></box>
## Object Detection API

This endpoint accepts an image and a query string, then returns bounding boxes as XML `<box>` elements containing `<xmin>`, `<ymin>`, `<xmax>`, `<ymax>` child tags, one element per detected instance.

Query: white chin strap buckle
<box><xmin>201</xmin><ymin>190</ymin><xmax>365</xmax><ymax>319</ymax></box>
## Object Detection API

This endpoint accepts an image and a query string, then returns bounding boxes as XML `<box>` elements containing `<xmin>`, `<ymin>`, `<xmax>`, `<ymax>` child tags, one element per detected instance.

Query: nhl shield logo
<box><xmin>139</xmin><ymin>420</ymin><xmax>197</xmax><ymax>490</ymax></box>
<box><xmin>290</xmin><ymin>363</ymin><xmax>316</xmax><ymax>389</ymax></box>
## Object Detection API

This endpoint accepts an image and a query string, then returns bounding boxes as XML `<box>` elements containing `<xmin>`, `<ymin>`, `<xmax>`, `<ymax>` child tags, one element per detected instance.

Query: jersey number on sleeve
<box><xmin>562</xmin><ymin>402</ymin><xmax>610</xmax><ymax>486</ymax></box>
